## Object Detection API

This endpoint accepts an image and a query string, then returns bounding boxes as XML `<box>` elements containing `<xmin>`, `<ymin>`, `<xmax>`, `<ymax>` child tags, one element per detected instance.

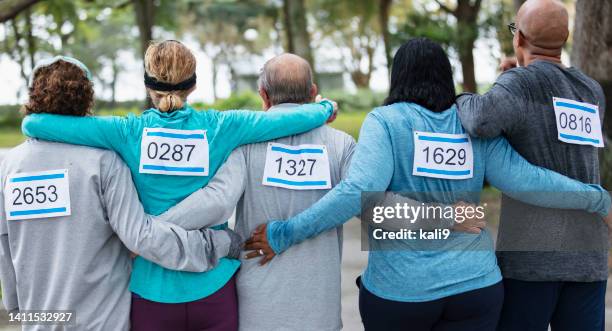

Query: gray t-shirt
<box><xmin>160</xmin><ymin>104</ymin><xmax>356</xmax><ymax>330</ymax></box>
<box><xmin>0</xmin><ymin>139</ymin><xmax>232</xmax><ymax>331</ymax></box>
<box><xmin>457</xmin><ymin>60</ymin><xmax>608</xmax><ymax>282</ymax></box>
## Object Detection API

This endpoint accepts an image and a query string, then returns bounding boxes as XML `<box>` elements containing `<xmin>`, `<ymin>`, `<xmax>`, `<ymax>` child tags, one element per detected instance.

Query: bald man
<box><xmin>456</xmin><ymin>0</ymin><xmax>608</xmax><ymax>330</ymax></box>
<box><xmin>155</xmin><ymin>54</ymin><xmax>355</xmax><ymax>330</ymax></box>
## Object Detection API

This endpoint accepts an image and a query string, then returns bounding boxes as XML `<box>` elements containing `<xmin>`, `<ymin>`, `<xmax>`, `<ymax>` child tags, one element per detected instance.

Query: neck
<box><xmin>523</xmin><ymin>52</ymin><xmax>563</xmax><ymax>67</ymax></box>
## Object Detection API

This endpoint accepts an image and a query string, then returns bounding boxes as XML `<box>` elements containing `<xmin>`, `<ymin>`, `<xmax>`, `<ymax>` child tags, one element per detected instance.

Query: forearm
<box><xmin>22</xmin><ymin>114</ymin><xmax>124</xmax><ymax>150</ymax></box>
<box><xmin>0</xmin><ymin>235</ymin><xmax>19</xmax><ymax>311</ymax></box>
<box><xmin>232</xmin><ymin>101</ymin><xmax>333</xmax><ymax>145</ymax></box>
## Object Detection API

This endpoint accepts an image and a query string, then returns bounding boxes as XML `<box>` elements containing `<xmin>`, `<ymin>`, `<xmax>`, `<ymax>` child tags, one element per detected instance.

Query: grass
<box><xmin>329</xmin><ymin>111</ymin><xmax>368</xmax><ymax>140</ymax></box>
<box><xmin>0</xmin><ymin>127</ymin><xmax>25</xmax><ymax>148</ymax></box>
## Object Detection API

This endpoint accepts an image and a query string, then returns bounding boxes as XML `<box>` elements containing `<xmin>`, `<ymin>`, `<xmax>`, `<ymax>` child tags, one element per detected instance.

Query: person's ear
<box><xmin>259</xmin><ymin>88</ymin><xmax>272</xmax><ymax>110</ymax></box>
<box><xmin>517</xmin><ymin>31</ymin><xmax>527</xmax><ymax>48</ymax></box>
<box><xmin>310</xmin><ymin>84</ymin><xmax>318</xmax><ymax>101</ymax></box>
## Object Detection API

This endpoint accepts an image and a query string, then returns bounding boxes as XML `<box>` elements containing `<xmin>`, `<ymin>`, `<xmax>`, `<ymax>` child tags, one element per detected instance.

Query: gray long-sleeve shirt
<box><xmin>159</xmin><ymin>103</ymin><xmax>355</xmax><ymax>331</ymax></box>
<box><xmin>0</xmin><ymin>139</ymin><xmax>232</xmax><ymax>331</ymax></box>
<box><xmin>457</xmin><ymin>60</ymin><xmax>608</xmax><ymax>281</ymax></box>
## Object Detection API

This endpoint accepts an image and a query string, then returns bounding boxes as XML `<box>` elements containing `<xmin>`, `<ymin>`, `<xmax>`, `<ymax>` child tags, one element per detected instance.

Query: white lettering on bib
<box><xmin>5</xmin><ymin>169</ymin><xmax>71</xmax><ymax>220</ymax></box>
<box><xmin>553</xmin><ymin>97</ymin><xmax>604</xmax><ymax>147</ymax></box>
<box><xmin>413</xmin><ymin>131</ymin><xmax>474</xmax><ymax>180</ymax></box>
<box><xmin>262</xmin><ymin>143</ymin><xmax>332</xmax><ymax>190</ymax></box>
<box><xmin>139</xmin><ymin>128</ymin><xmax>209</xmax><ymax>176</ymax></box>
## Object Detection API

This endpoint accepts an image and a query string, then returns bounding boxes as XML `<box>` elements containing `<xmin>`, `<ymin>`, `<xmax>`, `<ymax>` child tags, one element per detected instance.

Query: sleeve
<box><xmin>484</xmin><ymin>137</ymin><xmax>611</xmax><ymax>216</ymax></box>
<box><xmin>101</xmin><ymin>153</ymin><xmax>232</xmax><ymax>272</ymax></box>
<box><xmin>155</xmin><ymin>149</ymin><xmax>247</xmax><ymax>230</ymax></box>
<box><xmin>267</xmin><ymin>113</ymin><xmax>395</xmax><ymax>254</ymax></box>
<box><xmin>340</xmin><ymin>135</ymin><xmax>357</xmax><ymax>179</ymax></box>
<box><xmin>0</xmin><ymin>176</ymin><xmax>19</xmax><ymax>312</ymax></box>
<box><xmin>21</xmin><ymin>113</ymin><xmax>128</xmax><ymax>151</ymax></box>
<box><xmin>456</xmin><ymin>71</ymin><xmax>526</xmax><ymax>138</ymax></box>
<box><xmin>218</xmin><ymin>101</ymin><xmax>334</xmax><ymax>147</ymax></box>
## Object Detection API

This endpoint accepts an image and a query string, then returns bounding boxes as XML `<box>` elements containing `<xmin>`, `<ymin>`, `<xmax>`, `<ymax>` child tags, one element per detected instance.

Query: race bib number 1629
<box><xmin>412</xmin><ymin>131</ymin><xmax>474</xmax><ymax>180</ymax></box>
<box><xmin>139</xmin><ymin>128</ymin><xmax>209</xmax><ymax>176</ymax></box>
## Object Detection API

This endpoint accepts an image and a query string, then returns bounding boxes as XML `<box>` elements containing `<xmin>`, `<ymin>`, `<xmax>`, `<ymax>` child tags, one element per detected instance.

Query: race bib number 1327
<box><xmin>5</xmin><ymin>169</ymin><xmax>71</xmax><ymax>221</ymax></box>
<box><xmin>262</xmin><ymin>143</ymin><xmax>332</xmax><ymax>190</ymax></box>
<box><xmin>553</xmin><ymin>97</ymin><xmax>604</xmax><ymax>147</ymax></box>
<box><xmin>412</xmin><ymin>131</ymin><xmax>474</xmax><ymax>180</ymax></box>
<box><xmin>139</xmin><ymin>128</ymin><xmax>209</xmax><ymax>176</ymax></box>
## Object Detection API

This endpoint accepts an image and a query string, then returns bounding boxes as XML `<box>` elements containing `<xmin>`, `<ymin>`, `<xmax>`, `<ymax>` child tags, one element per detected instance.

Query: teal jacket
<box><xmin>21</xmin><ymin>102</ymin><xmax>334</xmax><ymax>303</ymax></box>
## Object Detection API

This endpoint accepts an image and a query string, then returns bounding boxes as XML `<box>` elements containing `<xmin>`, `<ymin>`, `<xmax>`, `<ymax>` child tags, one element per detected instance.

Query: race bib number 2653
<box><xmin>553</xmin><ymin>97</ymin><xmax>604</xmax><ymax>148</ymax></box>
<box><xmin>4</xmin><ymin>169</ymin><xmax>71</xmax><ymax>221</ymax></box>
<box><xmin>412</xmin><ymin>131</ymin><xmax>474</xmax><ymax>180</ymax></box>
<box><xmin>139</xmin><ymin>128</ymin><xmax>209</xmax><ymax>176</ymax></box>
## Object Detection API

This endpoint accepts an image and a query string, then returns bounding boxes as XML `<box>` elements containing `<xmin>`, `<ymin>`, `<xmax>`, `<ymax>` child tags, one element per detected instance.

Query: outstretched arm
<box><xmin>456</xmin><ymin>70</ymin><xmax>525</xmax><ymax>138</ymax></box>
<box><xmin>156</xmin><ymin>149</ymin><xmax>247</xmax><ymax>230</ymax></box>
<box><xmin>103</xmin><ymin>153</ymin><xmax>236</xmax><ymax>272</ymax></box>
<box><xmin>219</xmin><ymin>101</ymin><xmax>335</xmax><ymax>147</ymax></box>
<box><xmin>264</xmin><ymin>113</ymin><xmax>394</xmax><ymax>255</ymax></box>
<box><xmin>484</xmin><ymin>137</ymin><xmax>611</xmax><ymax>216</ymax></box>
<box><xmin>21</xmin><ymin>113</ymin><xmax>128</xmax><ymax>151</ymax></box>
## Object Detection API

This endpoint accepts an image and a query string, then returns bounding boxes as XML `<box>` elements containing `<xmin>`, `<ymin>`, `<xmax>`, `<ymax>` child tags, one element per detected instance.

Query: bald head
<box><xmin>258</xmin><ymin>53</ymin><xmax>316</xmax><ymax>108</ymax></box>
<box><xmin>516</xmin><ymin>0</ymin><xmax>569</xmax><ymax>53</ymax></box>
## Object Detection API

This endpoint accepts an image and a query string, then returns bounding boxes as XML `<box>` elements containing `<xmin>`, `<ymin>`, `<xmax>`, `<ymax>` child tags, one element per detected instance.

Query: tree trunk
<box><xmin>0</xmin><ymin>0</ymin><xmax>39</xmax><ymax>23</ymax></box>
<box><xmin>282</xmin><ymin>0</ymin><xmax>315</xmax><ymax>75</ymax></box>
<box><xmin>24</xmin><ymin>8</ymin><xmax>35</xmax><ymax>71</ymax></box>
<box><xmin>454</xmin><ymin>0</ymin><xmax>481</xmax><ymax>93</ymax></box>
<box><xmin>110</xmin><ymin>60</ymin><xmax>119</xmax><ymax>107</ymax></box>
<box><xmin>133</xmin><ymin>0</ymin><xmax>155</xmax><ymax>107</ymax></box>
<box><xmin>379</xmin><ymin>0</ymin><xmax>393</xmax><ymax>71</ymax></box>
<box><xmin>572</xmin><ymin>0</ymin><xmax>612</xmax><ymax>188</ymax></box>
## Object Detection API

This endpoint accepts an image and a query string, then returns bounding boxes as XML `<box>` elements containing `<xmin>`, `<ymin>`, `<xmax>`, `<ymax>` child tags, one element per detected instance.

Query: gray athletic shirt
<box><xmin>0</xmin><ymin>139</ymin><xmax>232</xmax><ymax>331</ymax></box>
<box><xmin>159</xmin><ymin>103</ymin><xmax>356</xmax><ymax>331</ymax></box>
<box><xmin>457</xmin><ymin>60</ymin><xmax>608</xmax><ymax>282</ymax></box>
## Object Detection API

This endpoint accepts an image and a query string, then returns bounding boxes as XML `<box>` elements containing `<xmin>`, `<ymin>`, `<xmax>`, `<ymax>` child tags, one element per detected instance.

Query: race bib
<box><xmin>413</xmin><ymin>131</ymin><xmax>474</xmax><ymax>180</ymax></box>
<box><xmin>139</xmin><ymin>128</ymin><xmax>209</xmax><ymax>176</ymax></box>
<box><xmin>553</xmin><ymin>97</ymin><xmax>604</xmax><ymax>147</ymax></box>
<box><xmin>262</xmin><ymin>143</ymin><xmax>332</xmax><ymax>190</ymax></box>
<box><xmin>4</xmin><ymin>169</ymin><xmax>71</xmax><ymax>220</ymax></box>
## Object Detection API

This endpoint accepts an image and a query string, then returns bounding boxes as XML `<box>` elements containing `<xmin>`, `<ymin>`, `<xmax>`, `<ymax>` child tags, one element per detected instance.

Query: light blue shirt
<box><xmin>267</xmin><ymin>102</ymin><xmax>610</xmax><ymax>302</ymax></box>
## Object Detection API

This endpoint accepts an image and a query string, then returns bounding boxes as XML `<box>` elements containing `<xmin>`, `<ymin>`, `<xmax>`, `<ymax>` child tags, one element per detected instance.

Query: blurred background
<box><xmin>0</xmin><ymin>0</ymin><xmax>611</xmax><ymax>329</ymax></box>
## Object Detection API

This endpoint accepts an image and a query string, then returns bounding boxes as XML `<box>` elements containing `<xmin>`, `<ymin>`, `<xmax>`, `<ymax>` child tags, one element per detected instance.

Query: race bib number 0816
<box><xmin>412</xmin><ymin>131</ymin><xmax>474</xmax><ymax>180</ymax></box>
<box><xmin>262</xmin><ymin>143</ymin><xmax>332</xmax><ymax>190</ymax></box>
<box><xmin>553</xmin><ymin>97</ymin><xmax>604</xmax><ymax>147</ymax></box>
<box><xmin>139</xmin><ymin>128</ymin><xmax>209</xmax><ymax>176</ymax></box>
<box><xmin>4</xmin><ymin>169</ymin><xmax>71</xmax><ymax>221</ymax></box>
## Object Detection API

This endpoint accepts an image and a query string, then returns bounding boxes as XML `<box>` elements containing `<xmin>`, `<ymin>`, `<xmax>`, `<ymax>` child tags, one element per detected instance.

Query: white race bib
<box><xmin>4</xmin><ymin>169</ymin><xmax>71</xmax><ymax>220</ymax></box>
<box><xmin>553</xmin><ymin>97</ymin><xmax>604</xmax><ymax>147</ymax></box>
<box><xmin>413</xmin><ymin>131</ymin><xmax>474</xmax><ymax>180</ymax></box>
<box><xmin>139</xmin><ymin>128</ymin><xmax>209</xmax><ymax>176</ymax></box>
<box><xmin>262</xmin><ymin>143</ymin><xmax>332</xmax><ymax>190</ymax></box>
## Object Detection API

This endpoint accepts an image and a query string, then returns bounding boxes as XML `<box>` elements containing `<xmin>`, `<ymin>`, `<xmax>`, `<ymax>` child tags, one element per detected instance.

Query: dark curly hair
<box><xmin>384</xmin><ymin>38</ymin><xmax>456</xmax><ymax>112</ymax></box>
<box><xmin>22</xmin><ymin>60</ymin><xmax>94</xmax><ymax>116</ymax></box>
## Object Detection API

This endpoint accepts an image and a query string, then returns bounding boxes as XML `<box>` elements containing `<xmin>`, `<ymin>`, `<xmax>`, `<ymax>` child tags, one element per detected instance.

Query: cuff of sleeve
<box><xmin>2</xmin><ymin>297</ymin><xmax>19</xmax><ymax>314</ymax></box>
<box><xmin>319</xmin><ymin>100</ymin><xmax>334</xmax><ymax>118</ymax></box>
<box><xmin>597</xmin><ymin>187</ymin><xmax>611</xmax><ymax>217</ymax></box>
<box><xmin>267</xmin><ymin>220</ymin><xmax>291</xmax><ymax>255</ymax></box>
<box><xmin>211</xmin><ymin>229</ymin><xmax>231</xmax><ymax>260</ymax></box>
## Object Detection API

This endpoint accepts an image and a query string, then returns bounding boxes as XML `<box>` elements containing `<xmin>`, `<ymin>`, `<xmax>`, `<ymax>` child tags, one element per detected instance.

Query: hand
<box><xmin>316</xmin><ymin>94</ymin><xmax>338</xmax><ymax>124</ymax></box>
<box><xmin>452</xmin><ymin>201</ymin><xmax>486</xmax><ymax>234</ymax></box>
<box><xmin>499</xmin><ymin>57</ymin><xmax>518</xmax><ymax>72</ymax></box>
<box><xmin>244</xmin><ymin>224</ymin><xmax>276</xmax><ymax>265</ymax></box>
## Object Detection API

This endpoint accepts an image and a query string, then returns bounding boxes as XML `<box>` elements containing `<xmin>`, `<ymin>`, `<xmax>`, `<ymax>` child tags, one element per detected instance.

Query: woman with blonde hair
<box><xmin>21</xmin><ymin>40</ymin><xmax>337</xmax><ymax>330</ymax></box>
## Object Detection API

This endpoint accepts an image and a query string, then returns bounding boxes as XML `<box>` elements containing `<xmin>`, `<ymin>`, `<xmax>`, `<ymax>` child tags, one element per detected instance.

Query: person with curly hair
<box><xmin>21</xmin><ymin>41</ymin><xmax>338</xmax><ymax>330</ymax></box>
<box><xmin>0</xmin><ymin>56</ymin><xmax>244</xmax><ymax>331</ymax></box>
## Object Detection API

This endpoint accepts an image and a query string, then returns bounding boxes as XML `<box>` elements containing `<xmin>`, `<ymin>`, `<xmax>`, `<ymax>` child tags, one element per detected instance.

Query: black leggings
<box><xmin>358</xmin><ymin>277</ymin><xmax>504</xmax><ymax>331</ymax></box>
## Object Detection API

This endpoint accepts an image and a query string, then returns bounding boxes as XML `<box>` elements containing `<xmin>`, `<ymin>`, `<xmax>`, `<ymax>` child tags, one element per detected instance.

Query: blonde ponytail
<box><xmin>144</xmin><ymin>40</ymin><xmax>196</xmax><ymax>112</ymax></box>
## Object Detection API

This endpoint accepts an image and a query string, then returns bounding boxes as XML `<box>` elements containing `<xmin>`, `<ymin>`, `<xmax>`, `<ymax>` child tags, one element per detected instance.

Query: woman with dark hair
<box><xmin>247</xmin><ymin>38</ymin><xmax>612</xmax><ymax>330</ymax></box>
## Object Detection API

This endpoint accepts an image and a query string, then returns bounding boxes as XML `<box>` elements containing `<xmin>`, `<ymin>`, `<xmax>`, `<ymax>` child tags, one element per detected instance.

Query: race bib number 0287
<box><xmin>262</xmin><ymin>143</ymin><xmax>332</xmax><ymax>190</ymax></box>
<box><xmin>139</xmin><ymin>128</ymin><xmax>209</xmax><ymax>176</ymax></box>
<box><xmin>553</xmin><ymin>97</ymin><xmax>604</xmax><ymax>147</ymax></box>
<box><xmin>4</xmin><ymin>169</ymin><xmax>71</xmax><ymax>221</ymax></box>
<box><xmin>412</xmin><ymin>131</ymin><xmax>474</xmax><ymax>180</ymax></box>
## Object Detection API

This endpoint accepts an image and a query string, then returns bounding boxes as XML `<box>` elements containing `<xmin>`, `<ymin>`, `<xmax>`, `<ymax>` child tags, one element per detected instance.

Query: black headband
<box><xmin>144</xmin><ymin>72</ymin><xmax>197</xmax><ymax>91</ymax></box>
